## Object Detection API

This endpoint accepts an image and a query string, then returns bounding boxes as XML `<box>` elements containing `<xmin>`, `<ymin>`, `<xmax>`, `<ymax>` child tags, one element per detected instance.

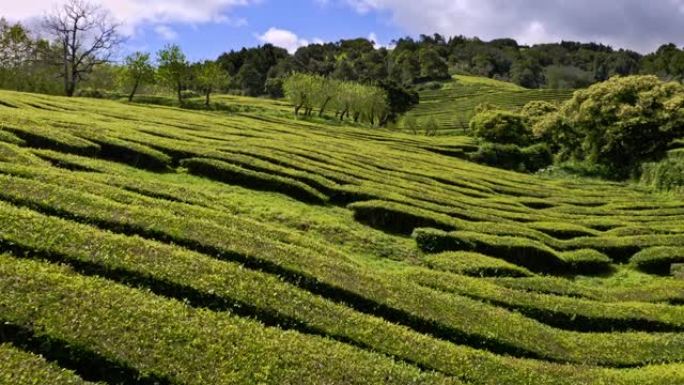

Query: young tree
<box><xmin>121</xmin><ymin>51</ymin><xmax>154</xmax><ymax>102</ymax></box>
<box><xmin>0</xmin><ymin>19</ymin><xmax>34</xmax><ymax>68</ymax></box>
<box><xmin>43</xmin><ymin>0</ymin><xmax>122</xmax><ymax>96</ymax></box>
<box><xmin>419</xmin><ymin>47</ymin><xmax>449</xmax><ymax>80</ymax></box>
<box><xmin>157</xmin><ymin>44</ymin><xmax>188</xmax><ymax>105</ymax></box>
<box><xmin>195</xmin><ymin>61</ymin><xmax>229</xmax><ymax>106</ymax></box>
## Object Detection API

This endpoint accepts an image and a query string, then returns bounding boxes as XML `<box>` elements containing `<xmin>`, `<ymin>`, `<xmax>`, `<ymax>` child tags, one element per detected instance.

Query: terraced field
<box><xmin>1</xmin><ymin>89</ymin><xmax>684</xmax><ymax>385</ymax></box>
<box><xmin>404</xmin><ymin>75</ymin><xmax>574</xmax><ymax>134</ymax></box>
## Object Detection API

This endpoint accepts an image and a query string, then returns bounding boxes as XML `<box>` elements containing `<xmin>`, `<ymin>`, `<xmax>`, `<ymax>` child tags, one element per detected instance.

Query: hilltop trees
<box><xmin>43</xmin><ymin>0</ymin><xmax>122</xmax><ymax>97</ymax></box>
<box><xmin>283</xmin><ymin>73</ymin><xmax>389</xmax><ymax>126</ymax></box>
<box><xmin>535</xmin><ymin>75</ymin><xmax>684</xmax><ymax>178</ymax></box>
<box><xmin>157</xmin><ymin>44</ymin><xmax>189</xmax><ymax>105</ymax></box>
<box><xmin>121</xmin><ymin>52</ymin><xmax>155</xmax><ymax>102</ymax></box>
<box><xmin>194</xmin><ymin>61</ymin><xmax>230</xmax><ymax>106</ymax></box>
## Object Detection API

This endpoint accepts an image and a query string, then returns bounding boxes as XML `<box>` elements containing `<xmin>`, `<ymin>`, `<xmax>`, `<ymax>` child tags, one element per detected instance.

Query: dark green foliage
<box><xmin>469</xmin><ymin>110</ymin><xmax>530</xmax><ymax>145</ymax></box>
<box><xmin>640</xmin><ymin>158</ymin><xmax>684</xmax><ymax>192</ymax></box>
<box><xmin>521</xmin><ymin>143</ymin><xmax>553</xmax><ymax>172</ymax></box>
<box><xmin>468</xmin><ymin>143</ymin><xmax>551</xmax><ymax>172</ymax></box>
<box><xmin>469</xmin><ymin>143</ymin><xmax>525</xmax><ymax>171</ymax></box>
<box><xmin>631</xmin><ymin>247</ymin><xmax>684</xmax><ymax>275</ymax></box>
<box><xmin>538</xmin><ymin>75</ymin><xmax>684</xmax><ymax>178</ymax></box>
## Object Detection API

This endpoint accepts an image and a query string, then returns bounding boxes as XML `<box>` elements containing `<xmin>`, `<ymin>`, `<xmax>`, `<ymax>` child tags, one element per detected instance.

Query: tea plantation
<box><xmin>403</xmin><ymin>75</ymin><xmax>574</xmax><ymax>134</ymax></box>
<box><xmin>1</xmin><ymin>89</ymin><xmax>684</xmax><ymax>385</ymax></box>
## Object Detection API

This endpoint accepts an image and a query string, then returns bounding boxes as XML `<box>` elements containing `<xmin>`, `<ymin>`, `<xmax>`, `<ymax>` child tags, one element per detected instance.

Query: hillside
<box><xmin>1</xmin><ymin>90</ymin><xmax>684</xmax><ymax>385</ymax></box>
<box><xmin>403</xmin><ymin>75</ymin><xmax>575</xmax><ymax>134</ymax></box>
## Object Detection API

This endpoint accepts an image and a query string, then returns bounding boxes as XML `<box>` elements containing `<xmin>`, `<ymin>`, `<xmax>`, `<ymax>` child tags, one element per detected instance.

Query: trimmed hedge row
<box><xmin>0</xmin><ymin>143</ymin><xmax>50</xmax><ymax>166</ymax></box>
<box><xmin>422</xmin><ymin>251</ymin><xmax>534</xmax><ymax>278</ymax></box>
<box><xmin>0</xmin><ymin>255</ymin><xmax>457</xmax><ymax>385</ymax></box>
<box><xmin>413</xmin><ymin>228</ymin><xmax>612</xmax><ymax>274</ymax></box>
<box><xmin>181</xmin><ymin>157</ymin><xmax>328</xmax><ymax>204</ymax></box>
<box><xmin>631</xmin><ymin>247</ymin><xmax>684</xmax><ymax>275</ymax></box>
<box><xmin>0</xmin><ymin>343</ymin><xmax>95</xmax><ymax>385</ymax></box>
<box><xmin>3</xmin><ymin>201</ymin><xmax>676</xmax><ymax>385</ymax></box>
<box><xmin>3</xmin><ymin>125</ymin><xmax>100</xmax><ymax>156</ymax></box>
<box><xmin>1</xmin><ymin>179</ymin><xmax>684</xmax><ymax>366</ymax></box>
<box><xmin>491</xmin><ymin>276</ymin><xmax>684</xmax><ymax>304</ymax></box>
<box><xmin>85</xmin><ymin>136</ymin><xmax>172</xmax><ymax>171</ymax></box>
<box><xmin>406</xmin><ymin>267</ymin><xmax>684</xmax><ymax>332</ymax></box>
<box><xmin>0</xmin><ymin>129</ymin><xmax>25</xmax><ymax>145</ymax></box>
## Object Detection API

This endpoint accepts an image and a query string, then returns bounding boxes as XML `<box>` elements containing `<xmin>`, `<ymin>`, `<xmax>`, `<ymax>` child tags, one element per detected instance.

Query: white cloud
<box><xmin>343</xmin><ymin>0</ymin><xmax>684</xmax><ymax>52</ymax></box>
<box><xmin>2</xmin><ymin>0</ymin><xmax>256</xmax><ymax>36</ymax></box>
<box><xmin>257</xmin><ymin>27</ymin><xmax>312</xmax><ymax>53</ymax></box>
<box><xmin>154</xmin><ymin>25</ymin><xmax>178</xmax><ymax>40</ymax></box>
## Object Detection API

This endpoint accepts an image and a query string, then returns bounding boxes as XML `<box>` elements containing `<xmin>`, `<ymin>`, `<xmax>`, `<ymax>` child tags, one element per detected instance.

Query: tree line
<box><xmin>3</xmin><ymin>0</ymin><xmax>684</xmax><ymax>103</ymax></box>
<box><xmin>283</xmin><ymin>74</ymin><xmax>389</xmax><ymax>126</ymax></box>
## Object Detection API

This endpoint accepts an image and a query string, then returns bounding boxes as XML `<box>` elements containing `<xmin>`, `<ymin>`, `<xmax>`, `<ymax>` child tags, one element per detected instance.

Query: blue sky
<box><xmin>125</xmin><ymin>1</ymin><xmax>402</xmax><ymax>61</ymax></box>
<box><xmin>5</xmin><ymin>0</ymin><xmax>684</xmax><ymax>61</ymax></box>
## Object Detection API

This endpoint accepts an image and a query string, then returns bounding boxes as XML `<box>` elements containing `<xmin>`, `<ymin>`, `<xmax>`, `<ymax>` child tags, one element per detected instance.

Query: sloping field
<box><xmin>1</xmin><ymin>90</ymin><xmax>684</xmax><ymax>385</ymax></box>
<box><xmin>404</xmin><ymin>75</ymin><xmax>574</xmax><ymax>134</ymax></box>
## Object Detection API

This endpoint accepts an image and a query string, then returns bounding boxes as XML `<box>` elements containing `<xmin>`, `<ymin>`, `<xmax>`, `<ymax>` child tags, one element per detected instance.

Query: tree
<box><xmin>0</xmin><ymin>18</ymin><xmax>34</xmax><ymax>68</ymax></box>
<box><xmin>469</xmin><ymin>110</ymin><xmax>531</xmax><ymax>146</ymax></box>
<box><xmin>419</xmin><ymin>48</ymin><xmax>449</xmax><ymax>80</ymax></box>
<box><xmin>236</xmin><ymin>61</ymin><xmax>263</xmax><ymax>96</ymax></box>
<box><xmin>43</xmin><ymin>0</ymin><xmax>122</xmax><ymax>97</ymax></box>
<box><xmin>195</xmin><ymin>61</ymin><xmax>229</xmax><ymax>106</ymax></box>
<box><xmin>540</xmin><ymin>75</ymin><xmax>684</xmax><ymax>178</ymax></box>
<box><xmin>121</xmin><ymin>51</ymin><xmax>154</xmax><ymax>102</ymax></box>
<box><xmin>157</xmin><ymin>44</ymin><xmax>188</xmax><ymax>105</ymax></box>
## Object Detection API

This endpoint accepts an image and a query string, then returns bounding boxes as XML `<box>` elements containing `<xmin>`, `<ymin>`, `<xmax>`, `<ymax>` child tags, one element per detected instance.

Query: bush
<box><xmin>468</xmin><ymin>142</ymin><xmax>551</xmax><ymax>172</ymax></box>
<box><xmin>469</xmin><ymin>110</ymin><xmax>530</xmax><ymax>145</ymax></box>
<box><xmin>521</xmin><ymin>143</ymin><xmax>553</xmax><ymax>172</ymax></box>
<box><xmin>640</xmin><ymin>158</ymin><xmax>684</xmax><ymax>192</ymax></box>
<box><xmin>76</xmin><ymin>88</ymin><xmax>107</xmax><ymax>99</ymax></box>
<box><xmin>539</xmin><ymin>75</ymin><xmax>684</xmax><ymax>178</ymax></box>
<box><xmin>520</xmin><ymin>100</ymin><xmax>558</xmax><ymax>125</ymax></box>
<box><xmin>469</xmin><ymin>143</ymin><xmax>525</xmax><ymax>171</ymax></box>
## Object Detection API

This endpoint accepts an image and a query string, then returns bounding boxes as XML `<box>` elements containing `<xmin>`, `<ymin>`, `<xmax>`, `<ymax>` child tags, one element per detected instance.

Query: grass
<box><xmin>0</xmin><ymin>88</ymin><xmax>684</xmax><ymax>383</ymax></box>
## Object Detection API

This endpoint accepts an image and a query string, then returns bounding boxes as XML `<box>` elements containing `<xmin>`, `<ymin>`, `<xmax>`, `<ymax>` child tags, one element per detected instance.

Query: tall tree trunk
<box><xmin>128</xmin><ymin>79</ymin><xmax>140</xmax><ymax>102</ymax></box>
<box><xmin>319</xmin><ymin>97</ymin><xmax>331</xmax><ymax>117</ymax></box>
<box><xmin>205</xmin><ymin>87</ymin><xmax>211</xmax><ymax>107</ymax></box>
<box><xmin>177</xmin><ymin>83</ymin><xmax>183</xmax><ymax>105</ymax></box>
<box><xmin>353</xmin><ymin>112</ymin><xmax>360</xmax><ymax>122</ymax></box>
<box><xmin>340</xmin><ymin>108</ymin><xmax>348</xmax><ymax>121</ymax></box>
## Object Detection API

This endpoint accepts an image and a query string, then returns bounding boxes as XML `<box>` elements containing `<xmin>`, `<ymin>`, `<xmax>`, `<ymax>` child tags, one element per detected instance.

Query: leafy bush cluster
<box><xmin>467</xmin><ymin>76</ymin><xmax>684</xmax><ymax>185</ymax></box>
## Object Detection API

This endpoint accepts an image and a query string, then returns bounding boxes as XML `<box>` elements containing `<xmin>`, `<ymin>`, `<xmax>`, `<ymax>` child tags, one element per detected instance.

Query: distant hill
<box><xmin>402</xmin><ymin>75</ymin><xmax>575</xmax><ymax>134</ymax></box>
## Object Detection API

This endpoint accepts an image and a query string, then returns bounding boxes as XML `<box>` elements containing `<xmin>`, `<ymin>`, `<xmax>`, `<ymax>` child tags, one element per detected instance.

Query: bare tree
<box><xmin>43</xmin><ymin>0</ymin><xmax>122</xmax><ymax>96</ymax></box>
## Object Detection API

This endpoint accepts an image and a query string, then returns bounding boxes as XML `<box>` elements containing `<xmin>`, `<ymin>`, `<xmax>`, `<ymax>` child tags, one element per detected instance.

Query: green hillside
<box><xmin>1</xmin><ymin>90</ymin><xmax>684</xmax><ymax>385</ymax></box>
<box><xmin>404</xmin><ymin>75</ymin><xmax>575</xmax><ymax>134</ymax></box>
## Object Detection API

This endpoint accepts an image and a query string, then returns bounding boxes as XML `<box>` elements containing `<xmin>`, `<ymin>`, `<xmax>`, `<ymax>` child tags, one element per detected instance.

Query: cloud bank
<box><xmin>345</xmin><ymin>0</ymin><xmax>684</xmax><ymax>52</ymax></box>
<box><xmin>2</xmin><ymin>0</ymin><xmax>255</xmax><ymax>39</ymax></box>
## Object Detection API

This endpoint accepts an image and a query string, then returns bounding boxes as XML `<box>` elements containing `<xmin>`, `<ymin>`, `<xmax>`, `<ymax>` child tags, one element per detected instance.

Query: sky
<box><xmin>3</xmin><ymin>0</ymin><xmax>684</xmax><ymax>61</ymax></box>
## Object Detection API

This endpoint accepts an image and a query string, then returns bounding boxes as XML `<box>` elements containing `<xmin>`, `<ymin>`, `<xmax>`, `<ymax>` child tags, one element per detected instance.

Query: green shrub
<box><xmin>468</xmin><ymin>142</ymin><xmax>551</xmax><ymax>172</ymax></box>
<box><xmin>631</xmin><ymin>247</ymin><xmax>684</xmax><ymax>275</ymax></box>
<box><xmin>469</xmin><ymin>143</ymin><xmax>525</xmax><ymax>171</ymax></box>
<box><xmin>469</xmin><ymin>110</ymin><xmax>531</xmax><ymax>145</ymax></box>
<box><xmin>540</xmin><ymin>75</ymin><xmax>684</xmax><ymax>178</ymax></box>
<box><xmin>521</xmin><ymin>143</ymin><xmax>553</xmax><ymax>172</ymax></box>
<box><xmin>640</xmin><ymin>158</ymin><xmax>684</xmax><ymax>192</ymax></box>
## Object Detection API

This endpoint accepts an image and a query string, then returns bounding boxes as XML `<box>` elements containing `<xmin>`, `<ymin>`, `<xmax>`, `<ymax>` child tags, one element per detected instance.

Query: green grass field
<box><xmin>403</xmin><ymin>75</ymin><xmax>575</xmax><ymax>134</ymax></box>
<box><xmin>1</xmin><ymin>89</ymin><xmax>684</xmax><ymax>385</ymax></box>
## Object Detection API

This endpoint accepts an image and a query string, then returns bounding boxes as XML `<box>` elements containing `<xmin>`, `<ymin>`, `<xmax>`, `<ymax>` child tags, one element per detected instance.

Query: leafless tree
<box><xmin>43</xmin><ymin>0</ymin><xmax>122</xmax><ymax>96</ymax></box>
